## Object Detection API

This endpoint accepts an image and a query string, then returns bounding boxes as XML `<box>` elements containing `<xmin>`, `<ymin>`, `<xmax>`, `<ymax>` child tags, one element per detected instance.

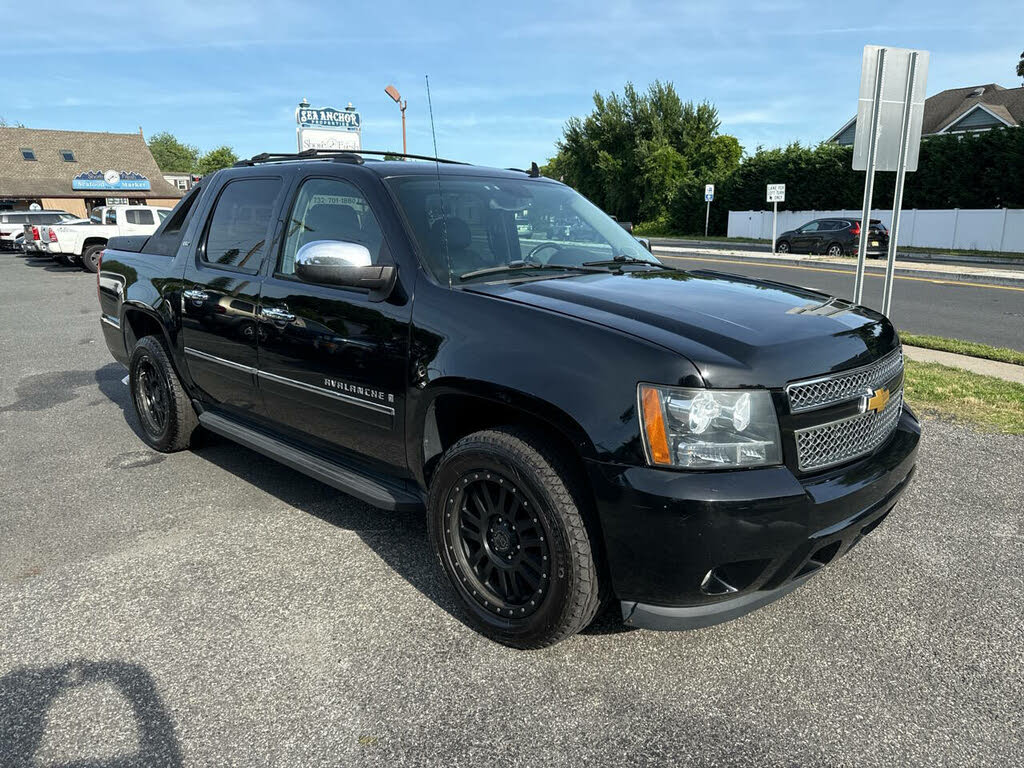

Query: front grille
<box><xmin>786</xmin><ymin>349</ymin><xmax>903</xmax><ymax>413</ymax></box>
<box><xmin>794</xmin><ymin>388</ymin><xmax>903</xmax><ymax>471</ymax></box>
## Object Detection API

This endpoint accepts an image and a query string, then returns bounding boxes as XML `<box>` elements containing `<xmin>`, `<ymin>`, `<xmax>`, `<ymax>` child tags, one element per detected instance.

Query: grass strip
<box><xmin>904</xmin><ymin>359</ymin><xmax>1024</xmax><ymax>434</ymax></box>
<box><xmin>900</xmin><ymin>334</ymin><xmax>1024</xmax><ymax>367</ymax></box>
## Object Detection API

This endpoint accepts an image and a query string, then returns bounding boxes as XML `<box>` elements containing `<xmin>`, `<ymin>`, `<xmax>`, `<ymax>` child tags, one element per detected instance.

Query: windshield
<box><xmin>387</xmin><ymin>175</ymin><xmax>658</xmax><ymax>284</ymax></box>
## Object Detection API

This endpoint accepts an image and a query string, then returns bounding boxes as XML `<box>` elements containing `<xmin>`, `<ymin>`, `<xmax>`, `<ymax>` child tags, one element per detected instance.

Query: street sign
<box><xmin>767</xmin><ymin>183</ymin><xmax>785</xmax><ymax>253</ymax></box>
<box><xmin>703</xmin><ymin>184</ymin><xmax>715</xmax><ymax>235</ymax></box>
<box><xmin>853</xmin><ymin>46</ymin><xmax>929</xmax><ymax>172</ymax></box>
<box><xmin>851</xmin><ymin>45</ymin><xmax>929</xmax><ymax>316</ymax></box>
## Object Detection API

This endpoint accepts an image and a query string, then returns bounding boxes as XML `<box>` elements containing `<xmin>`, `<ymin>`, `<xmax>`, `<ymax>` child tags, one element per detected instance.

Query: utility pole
<box><xmin>385</xmin><ymin>85</ymin><xmax>407</xmax><ymax>154</ymax></box>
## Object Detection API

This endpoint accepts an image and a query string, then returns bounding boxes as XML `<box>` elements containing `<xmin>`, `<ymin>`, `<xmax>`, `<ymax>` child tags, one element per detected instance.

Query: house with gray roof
<box><xmin>828</xmin><ymin>83</ymin><xmax>1024</xmax><ymax>146</ymax></box>
<box><xmin>0</xmin><ymin>126</ymin><xmax>183</xmax><ymax>218</ymax></box>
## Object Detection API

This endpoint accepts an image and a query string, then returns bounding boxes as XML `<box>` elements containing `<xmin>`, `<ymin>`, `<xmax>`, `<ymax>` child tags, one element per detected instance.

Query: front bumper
<box><xmin>586</xmin><ymin>406</ymin><xmax>920</xmax><ymax>630</ymax></box>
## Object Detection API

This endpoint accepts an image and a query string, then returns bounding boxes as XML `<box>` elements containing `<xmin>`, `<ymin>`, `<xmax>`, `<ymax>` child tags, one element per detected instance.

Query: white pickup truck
<box><xmin>42</xmin><ymin>205</ymin><xmax>171</xmax><ymax>271</ymax></box>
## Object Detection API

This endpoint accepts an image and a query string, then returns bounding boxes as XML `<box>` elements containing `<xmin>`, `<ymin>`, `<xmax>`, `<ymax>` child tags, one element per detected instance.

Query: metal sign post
<box><xmin>882</xmin><ymin>51</ymin><xmax>920</xmax><ymax>316</ymax></box>
<box><xmin>853</xmin><ymin>48</ymin><xmax>886</xmax><ymax>305</ymax></box>
<box><xmin>704</xmin><ymin>184</ymin><xmax>714</xmax><ymax>237</ymax></box>
<box><xmin>851</xmin><ymin>46</ymin><xmax>929</xmax><ymax>309</ymax></box>
<box><xmin>766</xmin><ymin>183</ymin><xmax>785</xmax><ymax>252</ymax></box>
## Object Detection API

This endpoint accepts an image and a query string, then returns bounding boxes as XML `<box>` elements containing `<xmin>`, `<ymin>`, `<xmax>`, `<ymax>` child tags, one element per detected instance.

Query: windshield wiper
<box><xmin>582</xmin><ymin>255</ymin><xmax>673</xmax><ymax>269</ymax></box>
<box><xmin>458</xmin><ymin>260</ymin><xmax>603</xmax><ymax>281</ymax></box>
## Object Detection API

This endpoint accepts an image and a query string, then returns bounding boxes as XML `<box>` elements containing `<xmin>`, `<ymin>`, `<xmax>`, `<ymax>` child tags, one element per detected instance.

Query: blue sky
<box><xmin>2</xmin><ymin>0</ymin><xmax>1021</xmax><ymax>168</ymax></box>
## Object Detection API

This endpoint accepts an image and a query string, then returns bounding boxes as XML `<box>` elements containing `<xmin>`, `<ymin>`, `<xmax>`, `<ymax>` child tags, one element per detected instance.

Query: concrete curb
<box><xmin>648</xmin><ymin>237</ymin><xmax>1024</xmax><ymax>267</ymax></box>
<box><xmin>651</xmin><ymin>245</ymin><xmax>1024</xmax><ymax>289</ymax></box>
<box><xmin>903</xmin><ymin>346</ymin><xmax>1024</xmax><ymax>385</ymax></box>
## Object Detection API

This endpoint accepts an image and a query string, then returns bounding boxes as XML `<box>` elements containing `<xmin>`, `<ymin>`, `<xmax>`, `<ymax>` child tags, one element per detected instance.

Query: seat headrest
<box><xmin>302</xmin><ymin>204</ymin><xmax>360</xmax><ymax>244</ymax></box>
<box><xmin>429</xmin><ymin>217</ymin><xmax>472</xmax><ymax>252</ymax></box>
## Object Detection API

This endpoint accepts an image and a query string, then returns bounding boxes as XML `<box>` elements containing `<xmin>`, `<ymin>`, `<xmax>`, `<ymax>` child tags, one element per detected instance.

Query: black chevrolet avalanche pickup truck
<box><xmin>97</xmin><ymin>151</ymin><xmax>919</xmax><ymax>648</ymax></box>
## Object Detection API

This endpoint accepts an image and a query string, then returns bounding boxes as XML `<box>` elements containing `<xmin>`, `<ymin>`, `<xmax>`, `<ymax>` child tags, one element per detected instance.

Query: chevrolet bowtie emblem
<box><xmin>866</xmin><ymin>387</ymin><xmax>890</xmax><ymax>414</ymax></box>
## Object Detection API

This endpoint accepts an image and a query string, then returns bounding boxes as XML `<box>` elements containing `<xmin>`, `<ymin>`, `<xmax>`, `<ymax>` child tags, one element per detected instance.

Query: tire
<box><xmin>776</xmin><ymin>241</ymin><xmax>791</xmax><ymax>253</ymax></box>
<box><xmin>826</xmin><ymin>242</ymin><xmax>844</xmax><ymax>257</ymax></box>
<box><xmin>427</xmin><ymin>427</ymin><xmax>602</xmax><ymax>649</ymax></box>
<box><xmin>128</xmin><ymin>336</ymin><xmax>198</xmax><ymax>452</ymax></box>
<box><xmin>82</xmin><ymin>244</ymin><xmax>103</xmax><ymax>273</ymax></box>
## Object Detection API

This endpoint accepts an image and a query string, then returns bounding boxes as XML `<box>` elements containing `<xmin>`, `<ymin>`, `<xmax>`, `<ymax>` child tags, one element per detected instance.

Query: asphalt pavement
<box><xmin>652</xmin><ymin>237</ymin><xmax>1024</xmax><ymax>271</ymax></box>
<box><xmin>1</xmin><ymin>253</ymin><xmax>1022</xmax><ymax>767</ymax></box>
<box><xmin>655</xmin><ymin>249</ymin><xmax>1024</xmax><ymax>352</ymax></box>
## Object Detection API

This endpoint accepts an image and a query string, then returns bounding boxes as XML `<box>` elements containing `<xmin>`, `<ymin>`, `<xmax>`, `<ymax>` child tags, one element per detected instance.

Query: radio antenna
<box><xmin>425</xmin><ymin>74</ymin><xmax>452</xmax><ymax>289</ymax></box>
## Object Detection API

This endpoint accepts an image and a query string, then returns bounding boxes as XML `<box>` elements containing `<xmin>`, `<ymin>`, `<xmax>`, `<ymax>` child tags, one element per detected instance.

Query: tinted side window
<box><xmin>126</xmin><ymin>209</ymin><xmax>154</xmax><ymax>225</ymax></box>
<box><xmin>202</xmin><ymin>178</ymin><xmax>282</xmax><ymax>270</ymax></box>
<box><xmin>8</xmin><ymin>214</ymin><xmax>28</xmax><ymax>224</ymax></box>
<box><xmin>278</xmin><ymin>176</ymin><xmax>385</xmax><ymax>277</ymax></box>
<box><xmin>105</xmin><ymin>209</ymin><xmax>117</xmax><ymax>225</ymax></box>
<box><xmin>146</xmin><ymin>186</ymin><xmax>202</xmax><ymax>257</ymax></box>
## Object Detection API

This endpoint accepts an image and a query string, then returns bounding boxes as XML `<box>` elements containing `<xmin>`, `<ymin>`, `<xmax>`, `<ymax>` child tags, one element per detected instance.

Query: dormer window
<box><xmin>20</xmin><ymin>148</ymin><xmax>36</xmax><ymax>161</ymax></box>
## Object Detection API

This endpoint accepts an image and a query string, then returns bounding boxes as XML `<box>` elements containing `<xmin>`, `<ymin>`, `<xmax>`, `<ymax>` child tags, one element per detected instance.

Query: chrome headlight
<box><xmin>638</xmin><ymin>384</ymin><xmax>782</xmax><ymax>469</ymax></box>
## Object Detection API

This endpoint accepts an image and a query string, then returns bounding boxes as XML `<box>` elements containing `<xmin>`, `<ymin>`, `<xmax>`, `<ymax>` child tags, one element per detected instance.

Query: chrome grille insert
<box><xmin>786</xmin><ymin>349</ymin><xmax>904</xmax><ymax>413</ymax></box>
<box><xmin>794</xmin><ymin>388</ymin><xmax>903</xmax><ymax>472</ymax></box>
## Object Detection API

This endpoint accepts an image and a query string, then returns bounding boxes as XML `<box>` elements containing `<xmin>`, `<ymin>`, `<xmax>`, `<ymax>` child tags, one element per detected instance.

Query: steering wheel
<box><xmin>525</xmin><ymin>241</ymin><xmax>565</xmax><ymax>265</ymax></box>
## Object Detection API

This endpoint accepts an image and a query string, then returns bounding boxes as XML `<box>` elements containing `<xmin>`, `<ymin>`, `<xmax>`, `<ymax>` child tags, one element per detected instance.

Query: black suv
<box><xmin>775</xmin><ymin>217</ymin><xmax>889</xmax><ymax>258</ymax></box>
<box><xmin>97</xmin><ymin>151</ymin><xmax>919</xmax><ymax>648</ymax></box>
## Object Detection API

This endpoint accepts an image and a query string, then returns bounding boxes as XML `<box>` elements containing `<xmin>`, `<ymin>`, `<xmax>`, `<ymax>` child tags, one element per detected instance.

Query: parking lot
<box><xmin>1</xmin><ymin>252</ymin><xmax>1022</xmax><ymax>766</ymax></box>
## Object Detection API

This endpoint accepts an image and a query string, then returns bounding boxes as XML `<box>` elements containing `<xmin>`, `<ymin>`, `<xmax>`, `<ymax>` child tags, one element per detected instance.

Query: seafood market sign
<box><xmin>72</xmin><ymin>170</ymin><xmax>151</xmax><ymax>191</ymax></box>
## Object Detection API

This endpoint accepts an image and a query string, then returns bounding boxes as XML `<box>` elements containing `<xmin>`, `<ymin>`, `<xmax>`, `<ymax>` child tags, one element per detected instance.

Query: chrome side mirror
<box><xmin>295</xmin><ymin>240</ymin><xmax>373</xmax><ymax>269</ymax></box>
<box><xmin>294</xmin><ymin>240</ymin><xmax>396</xmax><ymax>299</ymax></box>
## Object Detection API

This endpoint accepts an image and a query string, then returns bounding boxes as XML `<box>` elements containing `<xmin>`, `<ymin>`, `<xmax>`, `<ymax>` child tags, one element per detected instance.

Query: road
<box><xmin>1</xmin><ymin>253</ymin><xmax>1023</xmax><ymax>767</ymax></box>
<box><xmin>652</xmin><ymin>237</ymin><xmax>1024</xmax><ymax>271</ymax></box>
<box><xmin>655</xmin><ymin>249</ymin><xmax>1024</xmax><ymax>352</ymax></box>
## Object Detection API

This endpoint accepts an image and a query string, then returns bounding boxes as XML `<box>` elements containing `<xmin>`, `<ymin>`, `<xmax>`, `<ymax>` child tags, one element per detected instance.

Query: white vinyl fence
<box><xmin>727</xmin><ymin>208</ymin><xmax>1024</xmax><ymax>253</ymax></box>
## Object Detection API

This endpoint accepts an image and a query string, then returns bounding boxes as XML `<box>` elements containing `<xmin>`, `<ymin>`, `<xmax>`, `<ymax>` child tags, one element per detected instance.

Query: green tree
<box><xmin>196</xmin><ymin>145</ymin><xmax>239</xmax><ymax>176</ymax></box>
<box><xmin>547</xmin><ymin>81</ymin><xmax>742</xmax><ymax>229</ymax></box>
<box><xmin>148</xmin><ymin>132</ymin><xmax>199</xmax><ymax>172</ymax></box>
<box><xmin>1017</xmin><ymin>50</ymin><xmax>1024</xmax><ymax>83</ymax></box>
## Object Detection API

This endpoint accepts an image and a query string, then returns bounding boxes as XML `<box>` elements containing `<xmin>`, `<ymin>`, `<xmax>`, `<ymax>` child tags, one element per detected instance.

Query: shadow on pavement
<box><xmin>19</xmin><ymin>255</ymin><xmax>84</xmax><ymax>274</ymax></box>
<box><xmin>0</xmin><ymin>658</ymin><xmax>182</xmax><ymax>768</ymax></box>
<box><xmin>189</xmin><ymin>434</ymin><xmax>632</xmax><ymax>639</ymax></box>
<box><xmin>88</xmin><ymin>361</ymin><xmax>631</xmax><ymax>639</ymax></box>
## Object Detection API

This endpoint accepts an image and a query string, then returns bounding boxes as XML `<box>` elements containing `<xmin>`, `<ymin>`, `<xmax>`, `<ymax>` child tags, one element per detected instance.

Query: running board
<box><xmin>198</xmin><ymin>412</ymin><xmax>423</xmax><ymax>512</ymax></box>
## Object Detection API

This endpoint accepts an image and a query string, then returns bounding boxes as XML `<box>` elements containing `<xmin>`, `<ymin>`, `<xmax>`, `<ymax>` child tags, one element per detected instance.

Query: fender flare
<box><xmin>409</xmin><ymin>377</ymin><xmax>597</xmax><ymax>486</ymax></box>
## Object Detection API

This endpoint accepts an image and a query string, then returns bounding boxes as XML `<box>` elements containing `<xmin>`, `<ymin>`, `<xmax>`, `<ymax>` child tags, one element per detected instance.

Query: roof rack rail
<box><xmin>504</xmin><ymin>161</ymin><xmax>542</xmax><ymax>178</ymax></box>
<box><xmin>233</xmin><ymin>149</ymin><xmax>470</xmax><ymax>167</ymax></box>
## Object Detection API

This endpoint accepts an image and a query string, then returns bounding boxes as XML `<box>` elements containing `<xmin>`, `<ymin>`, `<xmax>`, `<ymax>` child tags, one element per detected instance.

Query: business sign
<box><xmin>71</xmin><ymin>170</ymin><xmax>151</xmax><ymax>191</ymax></box>
<box><xmin>766</xmin><ymin>183</ymin><xmax>786</xmax><ymax>203</ymax></box>
<box><xmin>704</xmin><ymin>184</ymin><xmax>715</xmax><ymax>202</ymax></box>
<box><xmin>296</xmin><ymin>101</ymin><xmax>361</xmax><ymax>152</ymax></box>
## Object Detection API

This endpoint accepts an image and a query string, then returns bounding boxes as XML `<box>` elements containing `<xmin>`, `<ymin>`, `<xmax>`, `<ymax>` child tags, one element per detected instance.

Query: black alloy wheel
<box><xmin>445</xmin><ymin>470</ymin><xmax>552</xmax><ymax>619</ymax></box>
<box><xmin>427</xmin><ymin>427</ymin><xmax>603</xmax><ymax>648</ymax></box>
<box><xmin>128</xmin><ymin>336</ymin><xmax>198</xmax><ymax>452</ymax></box>
<box><xmin>132</xmin><ymin>354</ymin><xmax>171</xmax><ymax>439</ymax></box>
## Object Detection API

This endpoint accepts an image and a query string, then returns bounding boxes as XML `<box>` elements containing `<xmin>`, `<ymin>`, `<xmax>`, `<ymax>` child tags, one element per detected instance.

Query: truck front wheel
<box><xmin>427</xmin><ymin>428</ymin><xmax>602</xmax><ymax>648</ymax></box>
<box><xmin>82</xmin><ymin>244</ymin><xmax>103</xmax><ymax>273</ymax></box>
<box><xmin>128</xmin><ymin>336</ymin><xmax>198</xmax><ymax>452</ymax></box>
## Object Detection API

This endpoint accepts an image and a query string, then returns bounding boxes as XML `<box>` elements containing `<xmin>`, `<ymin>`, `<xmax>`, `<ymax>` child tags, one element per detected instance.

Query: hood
<box><xmin>466</xmin><ymin>269</ymin><xmax>899</xmax><ymax>388</ymax></box>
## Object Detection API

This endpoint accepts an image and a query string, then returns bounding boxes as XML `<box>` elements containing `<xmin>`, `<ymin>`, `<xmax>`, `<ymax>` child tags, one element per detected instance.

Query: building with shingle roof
<box><xmin>0</xmin><ymin>126</ymin><xmax>183</xmax><ymax>217</ymax></box>
<box><xmin>828</xmin><ymin>83</ymin><xmax>1024</xmax><ymax>146</ymax></box>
